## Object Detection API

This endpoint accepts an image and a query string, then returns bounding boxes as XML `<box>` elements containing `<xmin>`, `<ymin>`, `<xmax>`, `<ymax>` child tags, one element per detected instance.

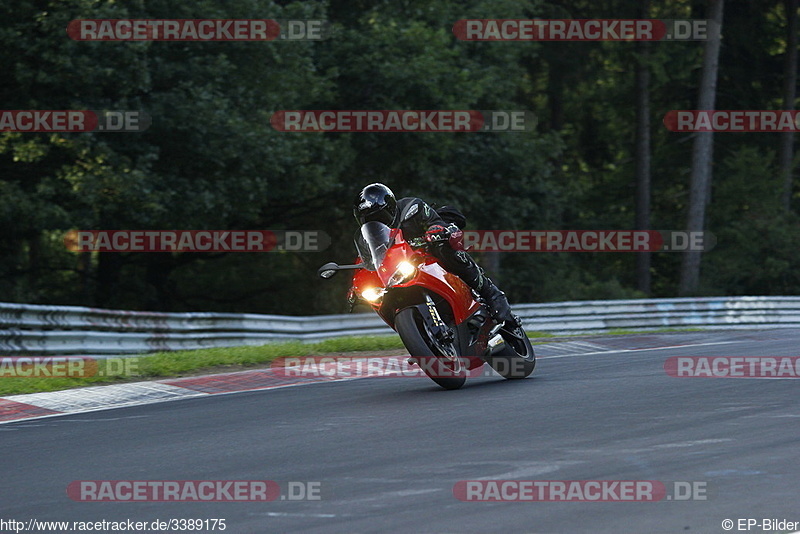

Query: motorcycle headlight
<box><xmin>361</xmin><ymin>287</ymin><xmax>386</xmax><ymax>302</ymax></box>
<box><xmin>388</xmin><ymin>261</ymin><xmax>417</xmax><ymax>286</ymax></box>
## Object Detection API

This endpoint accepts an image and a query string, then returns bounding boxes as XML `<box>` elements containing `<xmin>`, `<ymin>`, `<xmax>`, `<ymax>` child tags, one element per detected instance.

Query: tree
<box><xmin>780</xmin><ymin>0</ymin><xmax>798</xmax><ymax>211</ymax></box>
<box><xmin>634</xmin><ymin>0</ymin><xmax>653</xmax><ymax>295</ymax></box>
<box><xmin>679</xmin><ymin>0</ymin><xmax>725</xmax><ymax>295</ymax></box>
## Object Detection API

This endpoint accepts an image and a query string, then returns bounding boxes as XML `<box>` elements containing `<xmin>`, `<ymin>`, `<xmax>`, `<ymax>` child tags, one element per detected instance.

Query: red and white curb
<box><xmin>0</xmin><ymin>366</ymin><xmax>360</xmax><ymax>424</ymax></box>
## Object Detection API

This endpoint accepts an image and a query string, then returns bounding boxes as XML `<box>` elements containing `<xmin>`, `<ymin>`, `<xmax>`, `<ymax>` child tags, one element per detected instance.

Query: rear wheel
<box><xmin>485</xmin><ymin>322</ymin><xmax>536</xmax><ymax>379</ymax></box>
<box><xmin>394</xmin><ymin>307</ymin><xmax>466</xmax><ymax>390</ymax></box>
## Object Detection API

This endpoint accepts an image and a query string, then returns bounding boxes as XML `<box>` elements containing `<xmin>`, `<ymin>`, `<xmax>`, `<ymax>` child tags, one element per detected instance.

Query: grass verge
<box><xmin>0</xmin><ymin>327</ymin><xmax>703</xmax><ymax>396</ymax></box>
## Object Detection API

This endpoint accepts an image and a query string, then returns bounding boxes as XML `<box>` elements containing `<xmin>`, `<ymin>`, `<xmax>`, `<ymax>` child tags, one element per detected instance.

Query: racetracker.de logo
<box><xmin>270</xmin><ymin>110</ymin><xmax>536</xmax><ymax>132</ymax></box>
<box><xmin>67</xmin><ymin>481</ymin><xmax>281</xmax><ymax>502</ymax></box>
<box><xmin>461</xmin><ymin>230</ymin><xmax>715</xmax><ymax>252</ymax></box>
<box><xmin>0</xmin><ymin>357</ymin><xmax>138</xmax><ymax>378</ymax></box>
<box><xmin>454</xmin><ymin>480</ymin><xmax>666</xmax><ymax>501</ymax></box>
<box><xmin>453</xmin><ymin>19</ymin><xmax>711</xmax><ymax>41</ymax></box>
<box><xmin>453</xmin><ymin>480</ymin><xmax>708</xmax><ymax>502</ymax></box>
<box><xmin>1</xmin><ymin>357</ymin><xmax>98</xmax><ymax>378</ymax></box>
<box><xmin>66</xmin><ymin>19</ymin><xmax>331</xmax><ymax>41</ymax></box>
<box><xmin>271</xmin><ymin>356</ymin><xmax>499</xmax><ymax>379</ymax></box>
<box><xmin>0</xmin><ymin>110</ymin><xmax>150</xmax><ymax>132</ymax></box>
<box><xmin>665</xmin><ymin>357</ymin><xmax>800</xmax><ymax>378</ymax></box>
<box><xmin>63</xmin><ymin>230</ymin><xmax>329</xmax><ymax>252</ymax></box>
<box><xmin>664</xmin><ymin>110</ymin><xmax>800</xmax><ymax>132</ymax></box>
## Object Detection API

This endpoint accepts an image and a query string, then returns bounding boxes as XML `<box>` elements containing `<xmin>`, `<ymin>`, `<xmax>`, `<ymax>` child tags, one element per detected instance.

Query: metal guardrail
<box><xmin>1</xmin><ymin>296</ymin><xmax>800</xmax><ymax>356</ymax></box>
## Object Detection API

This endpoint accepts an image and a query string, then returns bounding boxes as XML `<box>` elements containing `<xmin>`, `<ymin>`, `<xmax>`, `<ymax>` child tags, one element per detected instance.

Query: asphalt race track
<box><xmin>2</xmin><ymin>330</ymin><xmax>799</xmax><ymax>533</ymax></box>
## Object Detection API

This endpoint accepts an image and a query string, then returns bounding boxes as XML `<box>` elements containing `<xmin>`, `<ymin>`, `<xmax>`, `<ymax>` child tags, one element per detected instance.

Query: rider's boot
<box><xmin>478</xmin><ymin>278</ymin><xmax>518</xmax><ymax>325</ymax></box>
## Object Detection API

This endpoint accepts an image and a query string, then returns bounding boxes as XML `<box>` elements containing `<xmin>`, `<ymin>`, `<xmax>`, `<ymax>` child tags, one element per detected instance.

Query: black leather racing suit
<box><xmin>392</xmin><ymin>197</ymin><xmax>489</xmax><ymax>296</ymax></box>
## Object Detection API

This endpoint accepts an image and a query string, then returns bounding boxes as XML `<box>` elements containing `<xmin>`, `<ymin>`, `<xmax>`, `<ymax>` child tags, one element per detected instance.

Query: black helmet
<box><xmin>353</xmin><ymin>183</ymin><xmax>397</xmax><ymax>226</ymax></box>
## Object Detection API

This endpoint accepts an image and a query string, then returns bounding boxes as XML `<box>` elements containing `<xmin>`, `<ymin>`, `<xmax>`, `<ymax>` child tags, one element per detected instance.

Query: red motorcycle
<box><xmin>318</xmin><ymin>221</ymin><xmax>535</xmax><ymax>390</ymax></box>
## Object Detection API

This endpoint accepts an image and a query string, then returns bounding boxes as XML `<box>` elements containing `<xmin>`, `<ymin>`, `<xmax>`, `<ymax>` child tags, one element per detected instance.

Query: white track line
<box><xmin>538</xmin><ymin>341</ymin><xmax>740</xmax><ymax>360</ymax></box>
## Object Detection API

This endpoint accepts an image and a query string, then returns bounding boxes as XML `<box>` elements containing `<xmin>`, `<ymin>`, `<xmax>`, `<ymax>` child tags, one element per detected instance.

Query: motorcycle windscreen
<box><xmin>354</xmin><ymin>221</ymin><xmax>393</xmax><ymax>271</ymax></box>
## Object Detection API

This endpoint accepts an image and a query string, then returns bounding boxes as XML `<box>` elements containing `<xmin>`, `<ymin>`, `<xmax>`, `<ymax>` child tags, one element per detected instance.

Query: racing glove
<box><xmin>424</xmin><ymin>224</ymin><xmax>451</xmax><ymax>243</ymax></box>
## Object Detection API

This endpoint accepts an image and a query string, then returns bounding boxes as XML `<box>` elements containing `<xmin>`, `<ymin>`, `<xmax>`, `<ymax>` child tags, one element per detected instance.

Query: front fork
<box><xmin>408</xmin><ymin>293</ymin><xmax>455</xmax><ymax>349</ymax></box>
<box><xmin>402</xmin><ymin>293</ymin><xmax>459</xmax><ymax>364</ymax></box>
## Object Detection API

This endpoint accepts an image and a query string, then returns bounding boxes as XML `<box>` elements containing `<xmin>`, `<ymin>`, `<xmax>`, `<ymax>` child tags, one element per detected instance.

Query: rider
<box><xmin>353</xmin><ymin>183</ymin><xmax>517</xmax><ymax>324</ymax></box>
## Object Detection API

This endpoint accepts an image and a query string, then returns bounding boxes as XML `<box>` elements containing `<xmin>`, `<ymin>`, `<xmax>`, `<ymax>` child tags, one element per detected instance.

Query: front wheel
<box><xmin>394</xmin><ymin>307</ymin><xmax>466</xmax><ymax>390</ymax></box>
<box><xmin>485</xmin><ymin>322</ymin><xmax>536</xmax><ymax>379</ymax></box>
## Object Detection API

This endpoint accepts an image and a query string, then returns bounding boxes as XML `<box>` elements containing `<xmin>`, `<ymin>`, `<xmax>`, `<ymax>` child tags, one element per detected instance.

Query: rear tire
<box><xmin>395</xmin><ymin>307</ymin><xmax>466</xmax><ymax>390</ymax></box>
<box><xmin>485</xmin><ymin>326</ymin><xmax>536</xmax><ymax>379</ymax></box>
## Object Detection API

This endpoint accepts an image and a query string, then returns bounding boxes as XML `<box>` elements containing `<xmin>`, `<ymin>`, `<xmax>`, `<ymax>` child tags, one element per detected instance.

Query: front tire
<box><xmin>395</xmin><ymin>307</ymin><xmax>466</xmax><ymax>390</ymax></box>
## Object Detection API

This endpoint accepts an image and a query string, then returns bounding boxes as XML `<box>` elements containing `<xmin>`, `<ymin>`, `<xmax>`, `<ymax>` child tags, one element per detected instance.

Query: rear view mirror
<box><xmin>318</xmin><ymin>262</ymin><xmax>340</xmax><ymax>279</ymax></box>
